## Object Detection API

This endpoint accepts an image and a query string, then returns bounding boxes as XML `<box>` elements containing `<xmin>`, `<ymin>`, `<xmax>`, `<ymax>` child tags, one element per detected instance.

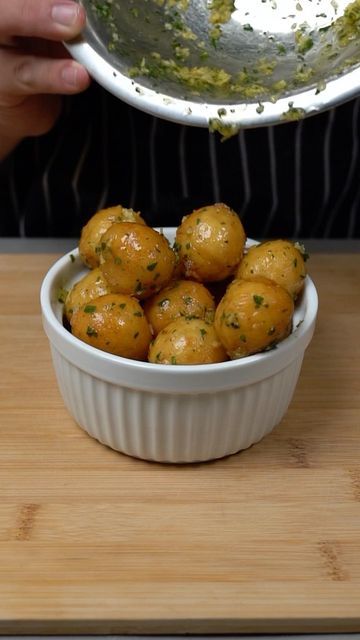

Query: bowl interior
<box><xmin>69</xmin><ymin>0</ymin><xmax>360</xmax><ymax>127</ymax></box>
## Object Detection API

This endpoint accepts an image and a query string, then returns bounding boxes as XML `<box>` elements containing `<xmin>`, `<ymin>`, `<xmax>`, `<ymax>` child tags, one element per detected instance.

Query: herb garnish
<box><xmin>253</xmin><ymin>294</ymin><xmax>264</xmax><ymax>307</ymax></box>
<box><xmin>147</xmin><ymin>261</ymin><xmax>158</xmax><ymax>271</ymax></box>
<box><xmin>86</xmin><ymin>326</ymin><xmax>98</xmax><ymax>337</ymax></box>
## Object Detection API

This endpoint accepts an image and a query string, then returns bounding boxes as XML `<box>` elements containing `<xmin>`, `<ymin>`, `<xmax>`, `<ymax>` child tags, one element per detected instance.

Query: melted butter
<box><xmin>90</xmin><ymin>0</ymin><xmax>360</xmax><ymax>135</ymax></box>
<box><xmin>208</xmin><ymin>119</ymin><xmax>241</xmax><ymax>140</ymax></box>
<box><xmin>333</xmin><ymin>0</ymin><xmax>360</xmax><ymax>45</ymax></box>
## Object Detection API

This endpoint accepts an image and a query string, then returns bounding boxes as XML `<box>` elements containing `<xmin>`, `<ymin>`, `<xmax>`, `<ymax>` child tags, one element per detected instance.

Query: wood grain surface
<box><xmin>0</xmin><ymin>252</ymin><xmax>359</xmax><ymax>634</ymax></box>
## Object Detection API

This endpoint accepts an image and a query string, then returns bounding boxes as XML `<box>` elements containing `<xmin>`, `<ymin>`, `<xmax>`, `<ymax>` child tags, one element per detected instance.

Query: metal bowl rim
<box><xmin>66</xmin><ymin>37</ymin><xmax>360</xmax><ymax>128</ymax></box>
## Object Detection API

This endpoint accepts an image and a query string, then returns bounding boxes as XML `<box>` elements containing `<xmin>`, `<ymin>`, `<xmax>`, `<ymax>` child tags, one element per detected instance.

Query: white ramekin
<box><xmin>40</xmin><ymin>230</ymin><xmax>318</xmax><ymax>463</ymax></box>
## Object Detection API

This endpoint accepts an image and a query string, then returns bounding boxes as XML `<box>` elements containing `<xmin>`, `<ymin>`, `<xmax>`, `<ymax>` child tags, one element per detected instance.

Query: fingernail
<box><xmin>61</xmin><ymin>63</ymin><xmax>81</xmax><ymax>86</ymax></box>
<box><xmin>52</xmin><ymin>3</ymin><xmax>80</xmax><ymax>27</ymax></box>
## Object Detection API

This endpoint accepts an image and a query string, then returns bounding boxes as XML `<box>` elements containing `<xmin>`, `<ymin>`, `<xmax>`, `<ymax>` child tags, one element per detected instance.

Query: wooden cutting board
<box><xmin>0</xmin><ymin>251</ymin><xmax>359</xmax><ymax>634</ymax></box>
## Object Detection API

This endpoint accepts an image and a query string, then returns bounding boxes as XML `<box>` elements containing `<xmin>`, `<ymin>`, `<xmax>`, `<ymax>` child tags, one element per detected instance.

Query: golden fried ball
<box><xmin>175</xmin><ymin>203</ymin><xmax>246</xmax><ymax>282</ymax></box>
<box><xmin>99</xmin><ymin>222</ymin><xmax>176</xmax><ymax>300</ymax></box>
<box><xmin>237</xmin><ymin>239</ymin><xmax>307</xmax><ymax>300</ymax></box>
<box><xmin>214</xmin><ymin>277</ymin><xmax>294</xmax><ymax>359</ymax></box>
<box><xmin>143</xmin><ymin>279</ymin><xmax>216</xmax><ymax>336</ymax></box>
<box><xmin>79</xmin><ymin>205</ymin><xmax>145</xmax><ymax>269</ymax></box>
<box><xmin>70</xmin><ymin>293</ymin><xmax>152</xmax><ymax>360</ymax></box>
<box><xmin>64</xmin><ymin>267</ymin><xmax>112</xmax><ymax>324</ymax></box>
<box><xmin>148</xmin><ymin>317</ymin><xmax>228</xmax><ymax>365</ymax></box>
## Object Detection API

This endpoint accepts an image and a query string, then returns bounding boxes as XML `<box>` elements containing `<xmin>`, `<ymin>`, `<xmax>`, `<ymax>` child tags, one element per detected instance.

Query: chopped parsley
<box><xmin>86</xmin><ymin>326</ymin><xmax>98</xmax><ymax>337</ymax></box>
<box><xmin>225</xmin><ymin>312</ymin><xmax>240</xmax><ymax>329</ymax></box>
<box><xmin>147</xmin><ymin>261</ymin><xmax>158</xmax><ymax>271</ymax></box>
<box><xmin>91</xmin><ymin>0</ymin><xmax>112</xmax><ymax>19</ymax></box>
<box><xmin>57</xmin><ymin>288</ymin><xmax>68</xmax><ymax>304</ymax></box>
<box><xmin>135</xmin><ymin>281</ymin><xmax>144</xmax><ymax>294</ymax></box>
<box><xmin>253</xmin><ymin>294</ymin><xmax>264</xmax><ymax>307</ymax></box>
<box><xmin>294</xmin><ymin>242</ymin><xmax>310</xmax><ymax>262</ymax></box>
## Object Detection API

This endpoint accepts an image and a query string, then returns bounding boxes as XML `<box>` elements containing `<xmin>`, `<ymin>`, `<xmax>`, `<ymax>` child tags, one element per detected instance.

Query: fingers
<box><xmin>15</xmin><ymin>39</ymin><xmax>73</xmax><ymax>59</ymax></box>
<box><xmin>0</xmin><ymin>0</ymin><xmax>90</xmax><ymax>97</ymax></box>
<box><xmin>0</xmin><ymin>0</ymin><xmax>90</xmax><ymax>149</ymax></box>
<box><xmin>0</xmin><ymin>0</ymin><xmax>86</xmax><ymax>42</ymax></box>
<box><xmin>0</xmin><ymin>94</ymin><xmax>63</xmax><ymax>138</ymax></box>
<box><xmin>0</xmin><ymin>47</ymin><xmax>90</xmax><ymax>98</ymax></box>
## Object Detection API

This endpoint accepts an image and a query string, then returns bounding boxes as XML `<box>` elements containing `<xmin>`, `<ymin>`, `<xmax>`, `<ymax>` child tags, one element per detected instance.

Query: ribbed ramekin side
<box><xmin>50</xmin><ymin>345</ymin><xmax>304</xmax><ymax>463</ymax></box>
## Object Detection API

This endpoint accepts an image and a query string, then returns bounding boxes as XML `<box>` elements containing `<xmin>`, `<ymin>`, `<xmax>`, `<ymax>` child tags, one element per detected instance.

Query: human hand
<box><xmin>0</xmin><ymin>0</ymin><xmax>91</xmax><ymax>159</ymax></box>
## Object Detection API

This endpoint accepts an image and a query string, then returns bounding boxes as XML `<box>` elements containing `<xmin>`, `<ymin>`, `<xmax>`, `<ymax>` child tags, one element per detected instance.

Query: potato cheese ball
<box><xmin>148</xmin><ymin>317</ymin><xmax>227</xmax><ymax>365</ymax></box>
<box><xmin>63</xmin><ymin>202</ymin><xmax>309</xmax><ymax>364</ymax></box>
<box><xmin>144</xmin><ymin>279</ymin><xmax>216</xmax><ymax>336</ymax></box>
<box><xmin>175</xmin><ymin>203</ymin><xmax>246</xmax><ymax>282</ymax></box>
<box><xmin>214</xmin><ymin>277</ymin><xmax>294</xmax><ymax>359</ymax></box>
<box><xmin>79</xmin><ymin>205</ymin><xmax>145</xmax><ymax>269</ymax></box>
<box><xmin>70</xmin><ymin>293</ymin><xmax>152</xmax><ymax>360</ymax></box>
<box><xmin>236</xmin><ymin>239</ymin><xmax>307</xmax><ymax>300</ymax></box>
<box><xmin>64</xmin><ymin>267</ymin><xmax>111</xmax><ymax>323</ymax></box>
<box><xmin>99</xmin><ymin>222</ymin><xmax>176</xmax><ymax>300</ymax></box>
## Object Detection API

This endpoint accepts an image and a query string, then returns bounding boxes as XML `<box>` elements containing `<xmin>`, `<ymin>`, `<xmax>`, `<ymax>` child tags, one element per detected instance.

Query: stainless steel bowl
<box><xmin>67</xmin><ymin>0</ymin><xmax>360</xmax><ymax>131</ymax></box>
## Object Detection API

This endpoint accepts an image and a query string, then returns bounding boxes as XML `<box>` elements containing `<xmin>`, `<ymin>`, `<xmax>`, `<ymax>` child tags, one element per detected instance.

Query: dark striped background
<box><xmin>1</xmin><ymin>82</ymin><xmax>360</xmax><ymax>239</ymax></box>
